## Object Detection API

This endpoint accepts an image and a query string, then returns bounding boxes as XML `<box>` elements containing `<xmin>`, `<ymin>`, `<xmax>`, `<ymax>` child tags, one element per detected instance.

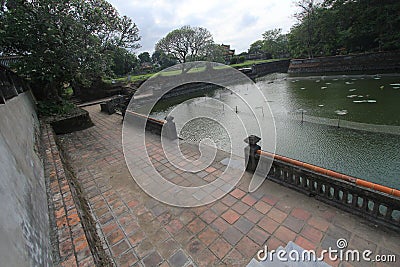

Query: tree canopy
<box><xmin>288</xmin><ymin>0</ymin><xmax>400</xmax><ymax>58</ymax></box>
<box><xmin>0</xmin><ymin>0</ymin><xmax>141</xmax><ymax>99</ymax></box>
<box><xmin>250</xmin><ymin>0</ymin><xmax>400</xmax><ymax>59</ymax></box>
<box><xmin>138</xmin><ymin>52</ymin><xmax>151</xmax><ymax>63</ymax></box>
<box><xmin>155</xmin><ymin>25</ymin><xmax>216</xmax><ymax>64</ymax></box>
<box><xmin>249</xmin><ymin>29</ymin><xmax>289</xmax><ymax>58</ymax></box>
<box><xmin>151</xmin><ymin>50</ymin><xmax>176</xmax><ymax>70</ymax></box>
<box><xmin>111</xmin><ymin>47</ymin><xmax>139</xmax><ymax>76</ymax></box>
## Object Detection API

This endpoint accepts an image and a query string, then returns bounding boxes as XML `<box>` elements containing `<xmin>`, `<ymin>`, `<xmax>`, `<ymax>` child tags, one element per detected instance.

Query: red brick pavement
<box><xmin>42</xmin><ymin>124</ymin><xmax>96</xmax><ymax>267</ymax></box>
<box><xmin>45</xmin><ymin>105</ymin><xmax>400</xmax><ymax>267</ymax></box>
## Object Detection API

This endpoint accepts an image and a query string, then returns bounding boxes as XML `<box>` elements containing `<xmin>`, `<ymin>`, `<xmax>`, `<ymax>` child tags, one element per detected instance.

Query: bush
<box><xmin>37</xmin><ymin>100</ymin><xmax>76</xmax><ymax>117</ymax></box>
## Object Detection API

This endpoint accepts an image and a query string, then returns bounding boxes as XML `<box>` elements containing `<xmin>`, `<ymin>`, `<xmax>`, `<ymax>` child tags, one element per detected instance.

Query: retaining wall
<box><xmin>0</xmin><ymin>91</ymin><xmax>52</xmax><ymax>266</ymax></box>
<box><xmin>251</xmin><ymin>59</ymin><xmax>291</xmax><ymax>77</ymax></box>
<box><xmin>288</xmin><ymin>51</ymin><xmax>400</xmax><ymax>74</ymax></box>
<box><xmin>0</xmin><ymin>66</ymin><xmax>52</xmax><ymax>266</ymax></box>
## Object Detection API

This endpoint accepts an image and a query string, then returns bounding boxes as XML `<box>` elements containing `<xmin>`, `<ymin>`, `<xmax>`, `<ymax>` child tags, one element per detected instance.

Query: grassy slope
<box><xmin>103</xmin><ymin>58</ymin><xmax>287</xmax><ymax>84</ymax></box>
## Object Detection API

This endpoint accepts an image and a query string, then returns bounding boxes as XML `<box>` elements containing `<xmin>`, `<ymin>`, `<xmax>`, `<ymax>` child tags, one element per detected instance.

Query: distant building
<box><xmin>221</xmin><ymin>44</ymin><xmax>235</xmax><ymax>63</ymax></box>
<box><xmin>140</xmin><ymin>62</ymin><xmax>153</xmax><ymax>73</ymax></box>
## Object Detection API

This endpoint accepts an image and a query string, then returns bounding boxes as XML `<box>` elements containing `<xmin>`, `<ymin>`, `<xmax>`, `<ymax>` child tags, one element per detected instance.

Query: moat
<box><xmin>147</xmin><ymin>73</ymin><xmax>400</xmax><ymax>189</ymax></box>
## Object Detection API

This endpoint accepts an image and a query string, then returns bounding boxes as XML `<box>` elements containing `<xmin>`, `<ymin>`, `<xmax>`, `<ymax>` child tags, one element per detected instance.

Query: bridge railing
<box><xmin>244</xmin><ymin>135</ymin><xmax>400</xmax><ymax>230</ymax></box>
<box><xmin>124</xmin><ymin>110</ymin><xmax>178</xmax><ymax>140</ymax></box>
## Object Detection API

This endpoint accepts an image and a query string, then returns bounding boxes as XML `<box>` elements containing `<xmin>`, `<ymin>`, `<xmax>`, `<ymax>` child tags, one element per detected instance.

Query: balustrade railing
<box><xmin>0</xmin><ymin>65</ymin><xmax>29</xmax><ymax>104</ymax></box>
<box><xmin>244</xmin><ymin>135</ymin><xmax>400</xmax><ymax>230</ymax></box>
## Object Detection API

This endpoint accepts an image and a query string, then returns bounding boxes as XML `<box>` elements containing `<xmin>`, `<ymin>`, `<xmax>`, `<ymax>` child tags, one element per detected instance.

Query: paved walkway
<box><xmin>42</xmin><ymin>124</ymin><xmax>96</xmax><ymax>266</ymax></box>
<box><xmin>55</xmin><ymin>105</ymin><xmax>400</xmax><ymax>267</ymax></box>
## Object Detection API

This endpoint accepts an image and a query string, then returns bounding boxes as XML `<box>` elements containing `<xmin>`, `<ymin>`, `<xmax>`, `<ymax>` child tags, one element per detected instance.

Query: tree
<box><xmin>262</xmin><ymin>29</ymin><xmax>289</xmax><ymax>58</ymax></box>
<box><xmin>111</xmin><ymin>47</ymin><xmax>139</xmax><ymax>76</ymax></box>
<box><xmin>248</xmin><ymin>29</ymin><xmax>289</xmax><ymax>58</ymax></box>
<box><xmin>287</xmin><ymin>0</ymin><xmax>400</xmax><ymax>58</ymax></box>
<box><xmin>248</xmin><ymin>40</ymin><xmax>265</xmax><ymax>54</ymax></box>
<box><xmin>151</xmin><ymin>50</ymin><xmax>176</xmax><ymax>70</ymax></box>
<box><xmin>204</xmin><ymin>44</ymin><xmax>226</xmax><ymax>63</ymax></box>
<box><xmin>0</xmin><ymin>0</ymin><xmax>141</xmax><ymax>100</ymax></box>
<box><xmin>155</xmin><ymin>25</ymin><xmax>214</xmax><ymax>64</ymax></box>
<box><xmin>138</xmin><ymin>52</ymin><xmax>151</xmax><ymax>63</ymax></box>
<box><xmin>294</xmin><ymin>0</ymin><xmax>322</xmax><ymax>58</ymax></box>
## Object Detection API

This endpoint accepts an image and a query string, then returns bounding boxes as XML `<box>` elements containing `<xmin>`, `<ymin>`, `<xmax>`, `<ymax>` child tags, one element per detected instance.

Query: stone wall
<box><xmin>251</xmin><ymin>59</ymin><xmax>291</xmax><ymax>77</ymax></box>
<box><xmin>288</xmin><ymin>51</ymin><xmax>400</xmax><ymax>74</ymax></box>
<box><xmin>0</xmin><ymin>77</ymin><xmax>52</xmax><ymax>265</ymax></box>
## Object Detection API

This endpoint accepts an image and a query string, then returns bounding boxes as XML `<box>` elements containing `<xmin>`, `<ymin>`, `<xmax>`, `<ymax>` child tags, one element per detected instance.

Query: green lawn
<box><xmin>104</xmin><ymin>58</ymin><xmax>287</xmax><ymax>84</ymax></box>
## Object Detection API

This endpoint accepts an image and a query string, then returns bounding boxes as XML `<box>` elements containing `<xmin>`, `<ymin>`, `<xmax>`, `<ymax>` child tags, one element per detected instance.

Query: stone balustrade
<box><xmin>0</xmin><ymin>65</ymin><xmax>29</xmax><ymax>104</ymax></box>
<box><xmin>244</xmin><ymin>135</ymin><xmax>400</xmax><ymax>231</ymax></box>
<box><xmin>125</xmin><ymin>110</ymin><xmax>178</xmax><ymax>140</ymax></box>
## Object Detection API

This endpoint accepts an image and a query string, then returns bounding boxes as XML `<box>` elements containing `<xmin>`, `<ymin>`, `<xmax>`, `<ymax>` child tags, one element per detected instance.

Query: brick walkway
<box><xmin>42</xmin><ymin>124</ymin><xmax>95</xmax><ymax>266</ymax></box>
<box><xmin>54</xmin><ymin>105</ymin><xmax>399</xmax><ymax>267</ymax></box>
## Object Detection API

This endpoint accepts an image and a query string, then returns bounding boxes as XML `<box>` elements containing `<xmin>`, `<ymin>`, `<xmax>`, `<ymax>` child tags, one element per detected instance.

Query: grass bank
<box><xmin>103</xmin><ymin>58</ymin><xmax>287</xmax><ymax>84</ymax></box>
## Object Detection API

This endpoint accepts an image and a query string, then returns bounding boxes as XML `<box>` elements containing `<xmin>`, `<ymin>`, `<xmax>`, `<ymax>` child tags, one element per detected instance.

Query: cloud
<box><xmin>240</xmin><ymin>14</ymin><xmax>259</xmax><ymax>27</ymax></box>
<box><xmin>109</xmin><ymin>0</ymin><xmax>297</xmax><ymax>54</ymax></box>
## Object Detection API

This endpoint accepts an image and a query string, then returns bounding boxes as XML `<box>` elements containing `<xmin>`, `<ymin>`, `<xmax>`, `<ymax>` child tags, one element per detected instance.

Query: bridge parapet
<box><xmin>244</xmin><ymin>135</ymin><xmax>400</xmax><ymax>231</ymax></box>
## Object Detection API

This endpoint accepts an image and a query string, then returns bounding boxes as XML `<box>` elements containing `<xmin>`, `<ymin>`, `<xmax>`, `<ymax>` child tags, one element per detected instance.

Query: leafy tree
<box><xmin>111</xmin><ymin>47</ymin><xmax>139</xmax><ymax>76</ymax></box>
<box><xmin>288</xmin><ymin>0</ymin><xmax>400</xmax><ymax>58</ymax></box>
<box><xmin>151</xmin><ymin>50</ymin><xmax>176</xmax><ymax>70</ymax></box>
<box><xmin>0</xmin><ymin>0</ymin><xmax>140</xmax><ymax>100</ymax></box>
<box><xmin>155</xmin><ymin>25</ymin><xmax>215</xmax><ymax>64</ymax></box>
<box><xmin>138</xmin><ymin>52</ymin><xmax>151</xmax><ymax>63</ymax></box>
<box><xmin>293</xmin><ymin>0</ymin><xmax>322</xmax><ymax>58</ymax></box>
<box><xmin>248</xmin><ymin>40</ymin><xmax>265</xmax><ymax>54</ymax></box>
<box><xmin>262</xmin><ymin>29</ymin><xmax>289</xmax><ymax>58</ymax></box>
<box><xmin>248</xmin><ymin>29</ymin><xmax>289</xmax><ymax>58</ymax></box>
<box><xmin>204</xmin><ymin>44</ymin><xmax>226</xmax><ymax>63</ymax></box>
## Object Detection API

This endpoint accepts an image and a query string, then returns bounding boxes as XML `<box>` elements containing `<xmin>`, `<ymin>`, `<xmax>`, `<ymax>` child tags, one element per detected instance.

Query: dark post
<box><xmin>163</xmin><ymin>116</ymin><xmax>178</xmax><ymax>140</ymax></box>
<box><xmin>244</xmin><ymin>135</ymin><xmax>261</xmax><ymax>172</ymax></box>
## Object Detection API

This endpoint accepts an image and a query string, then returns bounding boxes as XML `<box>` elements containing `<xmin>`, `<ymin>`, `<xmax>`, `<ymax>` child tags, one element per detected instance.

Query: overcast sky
<box><xmin>108</xmin><ymin>0</ymin><xmax>299</xmax><ymax>55</ymax></box>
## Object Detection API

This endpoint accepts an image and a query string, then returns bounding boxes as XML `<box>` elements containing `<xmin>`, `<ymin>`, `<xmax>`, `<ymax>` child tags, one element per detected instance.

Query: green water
<box><xmin>283</xmin><ymin>74</ymin><xmax>400</xmax><ymax>125</ymax></box>
<box><xmin>149</xmin><ymin>73</ymin><xmax>400</xmax><ymax>189</ymax></box>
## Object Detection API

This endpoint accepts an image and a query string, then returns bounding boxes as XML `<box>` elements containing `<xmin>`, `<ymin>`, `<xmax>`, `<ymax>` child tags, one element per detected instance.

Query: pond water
<box><xmin>148</xmin><ymin>73</ymin><xmax>400</xmax><ymax>189</ymax></box>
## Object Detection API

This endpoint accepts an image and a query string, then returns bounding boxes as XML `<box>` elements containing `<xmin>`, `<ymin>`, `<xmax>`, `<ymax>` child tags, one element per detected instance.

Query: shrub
<box><xmin>230</xmin><ymin>57</ymin><xmax>238</xmax><ymax>64</ymax></box>
<box><xmin>37</xmin><ymin>100</ymin><xmax>75</xmax><ymax>117</ymax></box>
